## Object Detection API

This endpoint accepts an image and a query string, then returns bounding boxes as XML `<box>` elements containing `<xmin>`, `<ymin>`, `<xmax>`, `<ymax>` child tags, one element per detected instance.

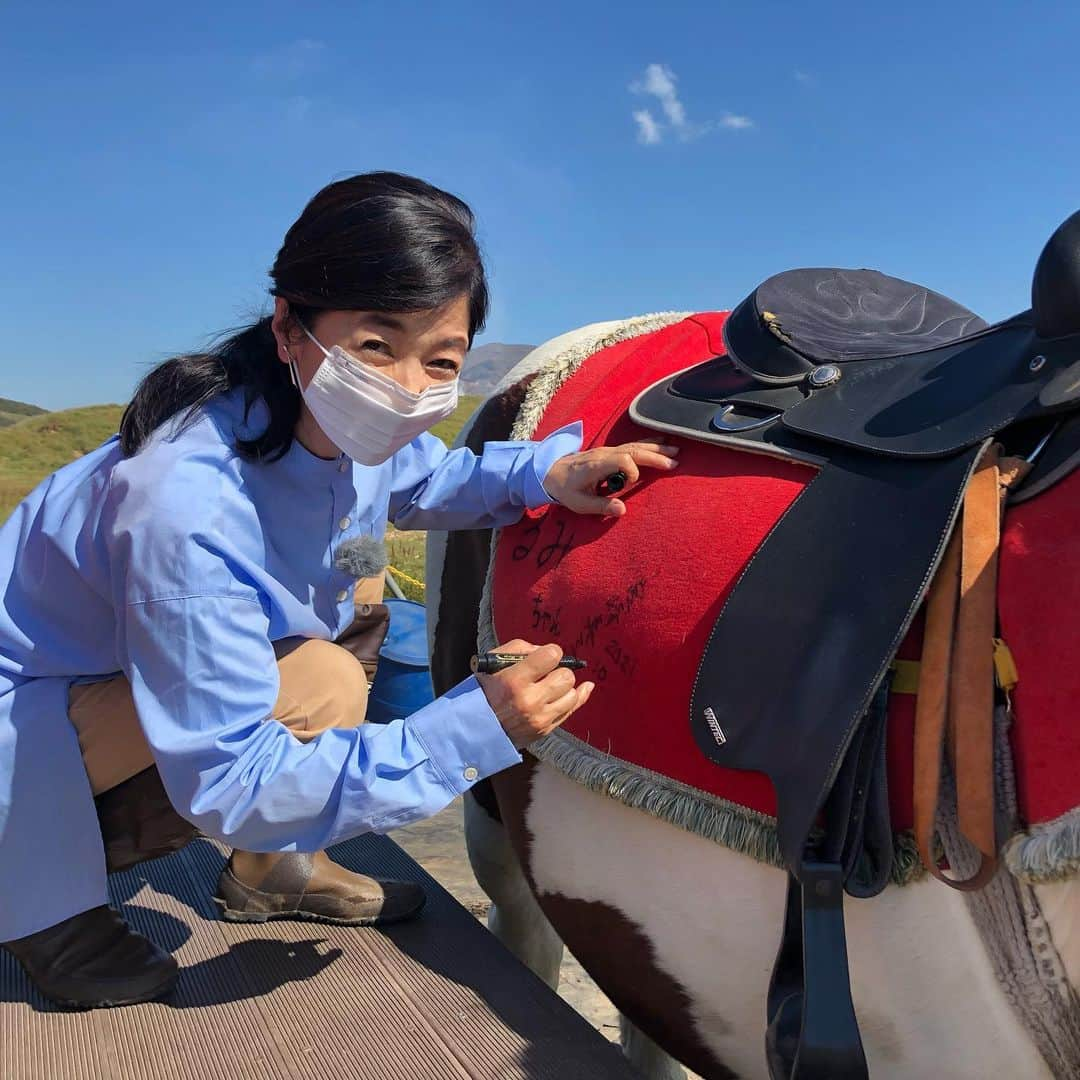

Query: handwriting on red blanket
<box><xmin>511</xmin><ymin>518</ymin><xmax>576</xmax><ymax>570</ymax></box>
<box><xmin>569</xmin><ymin>578</ymin><xmax>648</xmax><ymax>682</ymax></box>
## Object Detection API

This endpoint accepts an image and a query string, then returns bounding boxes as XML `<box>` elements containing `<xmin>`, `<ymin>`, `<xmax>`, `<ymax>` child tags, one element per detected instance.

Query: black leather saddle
<box><xmin>631</xmin><ymin>211</ymin><xmax>1080</xmax><ymax>1079</ymax></box>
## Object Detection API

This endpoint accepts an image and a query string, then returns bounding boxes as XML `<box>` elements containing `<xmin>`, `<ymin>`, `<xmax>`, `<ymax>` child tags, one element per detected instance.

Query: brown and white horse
<box><xmin>427</xmin><ymin>319</ymin><xmax>1080</xmax><ymax>1080</ymax></box>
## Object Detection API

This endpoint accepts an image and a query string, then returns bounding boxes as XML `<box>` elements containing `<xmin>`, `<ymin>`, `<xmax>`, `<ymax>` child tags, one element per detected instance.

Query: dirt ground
<box><xmin>390</xmin><ymin>798</ymin><xmax>624</xmax><ymax>1043</ymax></box>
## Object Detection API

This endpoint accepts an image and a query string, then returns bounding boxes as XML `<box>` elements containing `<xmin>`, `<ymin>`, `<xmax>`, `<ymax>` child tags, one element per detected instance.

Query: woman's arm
<box><xmin>118</xmin><ymin>590</ymin><xmax>522</xmax><ymax>851</ymax></box>
<box><xmin>389</xmin><ymin>423</ymin><xmax>681</xmax><ymax>529</ymax></box>
<box><xmin>103</xmin><ymin>458</ymin><xmax>522</xmax><ymax>853</ymax></box>
<box><xmin>388</xmin><ymin>422</ymin><xmax>583</xmax><ymax>531</ymax></box>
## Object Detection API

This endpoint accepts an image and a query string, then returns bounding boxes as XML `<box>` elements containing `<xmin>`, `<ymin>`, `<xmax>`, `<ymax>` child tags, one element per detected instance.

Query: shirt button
<box><xmin>336</xmin><ymin>589</ymin><xmax>349</xmax><ymax>603</ymax></box>
<box><xmin>338</xmin><ymin>516</ymin><xmax>351</xmax><ymax>531</ymax></box>
<box><xmin>463</xmin><ymin>766</ymin><xmax>479</xmax><ymax>782</ymax></box>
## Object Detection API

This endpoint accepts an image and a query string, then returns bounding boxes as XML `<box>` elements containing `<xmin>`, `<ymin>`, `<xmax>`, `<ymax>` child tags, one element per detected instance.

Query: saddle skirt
<box><xmin>486</xmin><ymin>312</ymin><xmax>1080</xmax><ymax>884</ymax></box>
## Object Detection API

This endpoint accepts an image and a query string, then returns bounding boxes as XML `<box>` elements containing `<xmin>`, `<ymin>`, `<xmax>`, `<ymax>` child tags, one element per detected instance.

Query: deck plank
<box><xmin>1</xmin><ymin>835</ymin><xmax>636</xmax><ymax>1079</ymax></box>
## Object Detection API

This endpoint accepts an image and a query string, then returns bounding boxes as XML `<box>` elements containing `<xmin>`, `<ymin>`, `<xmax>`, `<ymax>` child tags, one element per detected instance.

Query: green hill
<box><xmin>0</xmin><ymin>405</ymin><xmax>125</xmax><ymax>520</ymax></box>
<box><xmin>0</xmin><ymin>395</ymin><xmax>484</xmax><ymax>526</ymax></box>
<box><xmin>0</xmin><ymin>397</ymin><xmax>48</xmax><ymax>429</ymax></box>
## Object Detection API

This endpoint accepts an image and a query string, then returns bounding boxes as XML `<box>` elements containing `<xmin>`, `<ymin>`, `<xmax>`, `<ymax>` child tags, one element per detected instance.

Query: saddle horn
<box><xmin>1032</xmin><ymin>209</ymin><xmax>1080</xmax><ymax>338</ymax></box>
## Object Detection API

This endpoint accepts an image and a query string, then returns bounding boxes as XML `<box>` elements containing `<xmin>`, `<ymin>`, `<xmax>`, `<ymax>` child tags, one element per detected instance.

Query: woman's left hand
<box><xmin>542</xmin><ymin>442</ymin><xmax>680</xmax><ymax>518</ymax></box>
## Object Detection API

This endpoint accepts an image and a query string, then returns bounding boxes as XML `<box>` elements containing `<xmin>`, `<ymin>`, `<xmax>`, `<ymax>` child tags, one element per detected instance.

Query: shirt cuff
<box><xmin>522</xmin><ymin>421</ymin><xmax>584</xmax><ymax>509</ymax></box>
<box><xmin>408</xmin><ymin>676</ymin><xmax>522</xmax><ymax>796</ymax></box>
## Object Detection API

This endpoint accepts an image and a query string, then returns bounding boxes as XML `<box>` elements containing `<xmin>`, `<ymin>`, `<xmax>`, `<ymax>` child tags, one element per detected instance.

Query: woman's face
<box><xmin>272</xmin><ymin>294</ymin><xmax>470</xmax><ymax>458</ymax></box>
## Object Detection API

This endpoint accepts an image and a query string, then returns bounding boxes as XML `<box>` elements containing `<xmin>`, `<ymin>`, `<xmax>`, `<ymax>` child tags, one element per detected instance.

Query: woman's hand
<box><xmin>542</xmin><ymin>441</ymin><xmax>679</xmax><ymax>518</ymax></box>
<box><xmin>476</xmin><ymin>640</ymin><xmax>595</xmax><ymax>749</ymax></box>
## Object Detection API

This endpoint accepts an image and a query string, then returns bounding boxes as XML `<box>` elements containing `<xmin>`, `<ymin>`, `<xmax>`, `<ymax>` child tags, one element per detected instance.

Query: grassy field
<box><xmin>0</xmin><ymin>405</ymin><xmax>125</xmax><ymax>521</ymax></box>
<box><xmin>386</xmin><ymin>394</ymin><xmax>482</xmax><ymax>601</ymax></box>
<box><xmin>429</xmin><ymin>394</ymin><xmax>482</xmax><ymax>447</ymax></box>
<box><xmin>0</xmin><ymin>394</ymin><xmax>484</xmax><ymax>598</ymax></box>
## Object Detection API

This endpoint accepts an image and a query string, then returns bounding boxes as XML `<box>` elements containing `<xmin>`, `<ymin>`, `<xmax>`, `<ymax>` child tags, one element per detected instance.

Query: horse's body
<box><xmin>487</xmin><ymin>754</ymin><xmax>1077</xmax><ymax>1079</ymax></box>
<box><xmin>427</xmin><ymin>317</ymin><xmax>1080</xmax><ymax>1080</ymax></box>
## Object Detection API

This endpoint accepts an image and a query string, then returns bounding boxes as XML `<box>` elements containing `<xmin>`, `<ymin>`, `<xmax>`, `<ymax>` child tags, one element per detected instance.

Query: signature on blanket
<box><xmin>509</xmin><ymin>513</ymin><xmax>647</xmax><ymax>684</ymax></box>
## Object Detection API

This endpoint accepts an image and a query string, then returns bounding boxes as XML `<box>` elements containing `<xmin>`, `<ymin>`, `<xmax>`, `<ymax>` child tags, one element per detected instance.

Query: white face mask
<box><xmin>289</xmin><ymin>323</ymin><xmax>459</xmax><ymax>466</ymax></box>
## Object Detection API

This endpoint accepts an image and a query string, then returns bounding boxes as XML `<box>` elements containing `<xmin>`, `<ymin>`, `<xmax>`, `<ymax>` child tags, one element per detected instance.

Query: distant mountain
<box><xmin>460</xmin><ymin>343</ymin><xmax>534</xmax><ymax>396</ymax></box>
<box><xmin>0</xmin><ymin>397</ymin><xmax>47</xmax><ymax>428</ymax></box>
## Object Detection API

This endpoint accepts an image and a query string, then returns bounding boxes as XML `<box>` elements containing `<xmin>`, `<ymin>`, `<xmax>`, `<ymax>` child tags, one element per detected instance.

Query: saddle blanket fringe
<box><xmin>530</xmin><ymin>728</ymin><xmax>926</xmax><ymax>886</ymax></box>
<box><xmin>1007</xmin><ymin>806</ymin><xmax>1080</xmax><ymax>884</ymax></box>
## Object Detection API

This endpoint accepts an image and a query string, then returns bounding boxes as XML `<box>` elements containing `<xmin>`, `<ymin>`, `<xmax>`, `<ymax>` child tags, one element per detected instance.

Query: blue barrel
<box><xmin>366</xmin><ymin>599</ymin><xmax>436</xmax><ymax>724</ymax></box>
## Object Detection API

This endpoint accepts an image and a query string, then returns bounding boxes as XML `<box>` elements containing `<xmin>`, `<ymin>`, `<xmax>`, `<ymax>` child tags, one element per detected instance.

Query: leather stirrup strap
<box><xmin>913</xmin><ymin>447</ymin><xmax>1029</xmax><ymax>890</ymax></box>
<box><xmin>913</xmin><ymin>527</ymin><xmax>963</xmax><ymax>885</ymax></box>
<box><xmin>948</xmin><ymin>446</ymin><xmax>1002</xmax><ymax>887</ymax></box>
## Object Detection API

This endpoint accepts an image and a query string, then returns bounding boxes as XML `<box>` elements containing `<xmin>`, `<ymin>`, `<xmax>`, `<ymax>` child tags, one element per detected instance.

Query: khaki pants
<box><xmin>69</xmin><ymin>579</ymin><xmax>388</xmax><ymax>865</ymax></box>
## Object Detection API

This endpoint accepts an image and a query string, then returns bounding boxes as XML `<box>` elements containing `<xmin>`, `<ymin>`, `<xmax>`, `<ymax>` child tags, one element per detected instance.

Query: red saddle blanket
<box><xmin>490</xmin><ymin>313</ymin><xmax>1080</xmax><ymax>837</ymax></box>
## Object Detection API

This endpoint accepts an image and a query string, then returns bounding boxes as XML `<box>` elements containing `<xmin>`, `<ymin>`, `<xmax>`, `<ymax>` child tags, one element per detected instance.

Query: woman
<box><xmin>0</xmin><ymin>172</ymin><xmax>678</xmax><ymax>1009</ymax></box>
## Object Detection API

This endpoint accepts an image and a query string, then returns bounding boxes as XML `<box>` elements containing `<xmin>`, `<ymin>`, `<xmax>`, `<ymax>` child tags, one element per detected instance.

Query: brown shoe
<box><xmin>2</xmin><ymin>905</ymin><xmax>178</xmax><ymax>1009</ymax></box>
<box><xmin>214</xmin><ymin>850</ymin><xmax>425</xmax><ymax>926</ymax></box>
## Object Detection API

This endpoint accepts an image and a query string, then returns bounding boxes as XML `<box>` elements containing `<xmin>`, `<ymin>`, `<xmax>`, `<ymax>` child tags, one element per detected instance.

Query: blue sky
<box><xmin>3</xmin><ymin>0</ymin><xmax>1079</xmax><ymax>409</ymax></box>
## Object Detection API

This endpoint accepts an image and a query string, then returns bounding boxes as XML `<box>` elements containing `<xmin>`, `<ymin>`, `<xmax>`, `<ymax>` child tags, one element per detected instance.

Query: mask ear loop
<box><xmin>283</xmin><ymin>318</ymin><xmax>328</xmax><ymax>391</ymax></box>
<box><xmin>283</xmin><ymin>346</ymin><xmax>302</xmax><ymax>390</ymax></box>
<box><xmin>299</xmin><ymin>320</ymin><xmax>331</xmax><ymax>358</ymax></box>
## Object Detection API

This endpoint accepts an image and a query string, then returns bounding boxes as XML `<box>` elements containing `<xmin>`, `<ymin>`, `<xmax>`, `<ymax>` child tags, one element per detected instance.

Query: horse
<box><xmin>426</xmin><ymin>222</ymin><xmax>1080</xmax><ymax>1079</ymax></box>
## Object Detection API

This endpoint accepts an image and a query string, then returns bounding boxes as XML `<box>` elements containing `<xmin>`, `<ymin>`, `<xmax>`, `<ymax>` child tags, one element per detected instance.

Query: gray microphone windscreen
<box><xmin>334</xmin><ymin>535</ymin><xmax>389</xmax><ymax>579</ymax></box>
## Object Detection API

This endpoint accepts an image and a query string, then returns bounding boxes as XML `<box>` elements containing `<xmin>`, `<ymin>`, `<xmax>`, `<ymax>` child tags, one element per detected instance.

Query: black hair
<box><xmin>119</xmin><ymin>171</ymin><xmax>488</xmax><ymax>459</ymax></box>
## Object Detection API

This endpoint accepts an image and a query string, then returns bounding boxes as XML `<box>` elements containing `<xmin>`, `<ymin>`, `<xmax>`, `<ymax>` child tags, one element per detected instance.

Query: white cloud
<box><xmin>630</xmin><ymin>63</ymin><xmax>688</xmax><ymax>140</ymax></box>
<box><xmin>794</xmin><ymin>70</ymin><xmax>817</xmax><ymax>86</ymax></box>
<box><xmin>630</xmin><ymin>62</ymin><xmax>754</xmax><ymax>144</ymax></box>
<box><xmin>251</xmin><ymin>39</ymin><xmax>326</xmax><ymax>80</ymax></box>
<box><xmin>638</xmin><ymin>64</ymin><xmax>686</xmax><ymax>127</ymax></box>
<box><xmin>719</xmin><ymin>112</ymin><xmax>754</xmax><ymax>130</ymax></box>
<box><xmin>633</xmin><ymin>108</ymin><xmax>662</xmax><ymax>145</ymax></box>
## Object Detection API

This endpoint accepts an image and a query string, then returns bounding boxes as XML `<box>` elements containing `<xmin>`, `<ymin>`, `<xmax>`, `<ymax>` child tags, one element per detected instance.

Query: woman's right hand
<box><xmin>476</xmin><ymin>639</ymin><xmax>595</xmax><ymax>749</ymax></box>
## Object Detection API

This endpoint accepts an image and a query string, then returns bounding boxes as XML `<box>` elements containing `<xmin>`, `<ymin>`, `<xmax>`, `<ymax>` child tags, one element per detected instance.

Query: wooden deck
<box><xmin>0</xmin><ymin>835</ymin><xmax>637</xmax><ymax>1079</ymax></box>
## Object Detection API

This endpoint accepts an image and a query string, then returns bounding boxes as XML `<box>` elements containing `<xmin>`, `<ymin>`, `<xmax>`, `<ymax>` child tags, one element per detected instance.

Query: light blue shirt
<box><xmin>0</xmin><ymin>387</ymin><xmax>582</xmax><ymax>940</ymax></box>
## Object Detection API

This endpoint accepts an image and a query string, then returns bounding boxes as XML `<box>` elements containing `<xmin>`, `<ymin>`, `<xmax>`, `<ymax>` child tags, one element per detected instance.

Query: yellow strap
<box><xmin>387</xmin><ymin>564</ymin><xmax>426</xmax><ymax>592</ymax></box>
<box><xmin>890</xmin><ymin>639</ymin><xmax>1018</xmax><ymax>697</ymax></box>
<box><xmin>890</xmin><ymin>659</ymin><xmax>922</xmax><ymax>696</ymax></box>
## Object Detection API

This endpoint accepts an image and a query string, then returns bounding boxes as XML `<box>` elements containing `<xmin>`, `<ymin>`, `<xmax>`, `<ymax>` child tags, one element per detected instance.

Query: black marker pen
<box><xmin>471</xmin><ymin>652</ymin><xmax>588</xmax><ymax>675</ymax></box>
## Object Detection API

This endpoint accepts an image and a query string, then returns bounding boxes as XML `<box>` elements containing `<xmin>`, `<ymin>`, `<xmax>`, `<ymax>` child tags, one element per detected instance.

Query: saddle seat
<box><xmin>632</xmin><ymin>249</ymin><xmax>1080</xmax><ymax>466</ymax></box>
<box><xmin>721</xmin><ymin>266</ymin><xmax>990</xmax><ymax>379</ymax></box>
